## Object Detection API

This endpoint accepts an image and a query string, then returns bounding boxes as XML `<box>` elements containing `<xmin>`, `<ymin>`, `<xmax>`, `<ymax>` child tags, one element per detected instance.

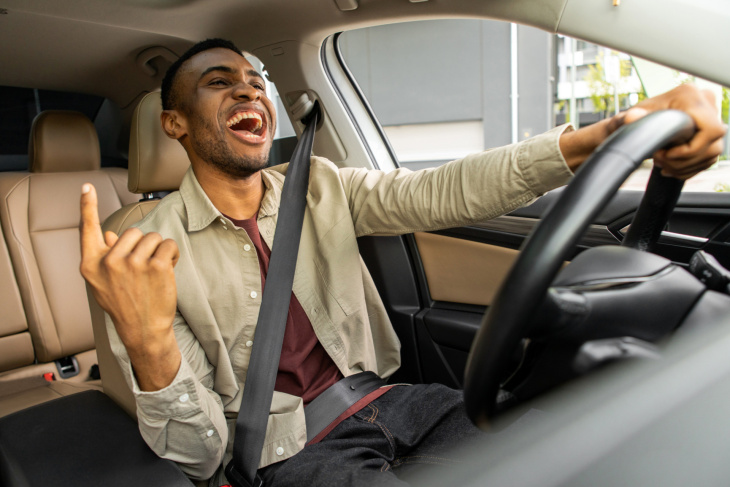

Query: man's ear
<box><xmin>161</xmin><ymin>110</ymin><xmax>187</xmax><ymax>140</ymax></box>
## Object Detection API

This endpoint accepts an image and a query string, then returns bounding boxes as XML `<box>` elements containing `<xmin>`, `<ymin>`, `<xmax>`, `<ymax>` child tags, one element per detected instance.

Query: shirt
<box><xmin>225</xmin><ymin>214</ymin><xmax>343</xmax><ymax>404</ymax></box>
<box><xmin>103</xmin><ymin>124</ymin><xmax>574</xmax><ymax>483</ymax></box>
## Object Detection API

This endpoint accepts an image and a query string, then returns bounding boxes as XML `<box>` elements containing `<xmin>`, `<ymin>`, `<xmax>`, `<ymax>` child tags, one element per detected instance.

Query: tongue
<box><xmin>231</xmin><ymin>118</ymin><xmax>260</xmax><ymax>134</ymax></box>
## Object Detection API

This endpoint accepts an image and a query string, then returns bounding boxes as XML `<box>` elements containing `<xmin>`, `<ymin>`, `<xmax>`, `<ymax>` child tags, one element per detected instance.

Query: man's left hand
<box><xmin>561</xmin><ymin>83</ymin><xmax>727</xmax><ymax>179</ymax></box>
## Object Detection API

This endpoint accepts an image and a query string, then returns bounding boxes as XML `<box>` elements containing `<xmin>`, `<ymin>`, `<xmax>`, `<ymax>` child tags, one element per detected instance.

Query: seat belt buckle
<box><xmin>224</xmin><ymin>460</ymin><xmax>263</xmax><ymax>487</ymax></box>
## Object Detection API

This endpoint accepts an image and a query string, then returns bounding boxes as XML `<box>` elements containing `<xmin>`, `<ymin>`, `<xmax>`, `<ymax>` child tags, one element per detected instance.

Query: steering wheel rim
<box><xmin>463</xmin><ymin>110</ymin><xmax>695</xmax><ymax>428</ymax></box>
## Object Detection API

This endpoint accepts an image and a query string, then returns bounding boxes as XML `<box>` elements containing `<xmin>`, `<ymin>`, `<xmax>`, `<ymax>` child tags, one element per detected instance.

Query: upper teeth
<box><xmin>227</xmin><ymin>111</ymin><xmax>263</xmax><ymax>130</ymax></box>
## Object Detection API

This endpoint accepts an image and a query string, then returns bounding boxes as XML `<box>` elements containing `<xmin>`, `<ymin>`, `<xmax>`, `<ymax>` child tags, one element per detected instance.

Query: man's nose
<box><xmin>232</xmin><ymin>82</ymin><xmax>260</xmax><ymax>101</ymax></box>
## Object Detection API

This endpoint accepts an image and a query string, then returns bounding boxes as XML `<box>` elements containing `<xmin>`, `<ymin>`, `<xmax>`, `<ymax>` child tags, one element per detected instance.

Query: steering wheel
<box><xmin>463</xmin><ymin>110</ymin><xmax>696</xmax><ymax>428</ymax></box>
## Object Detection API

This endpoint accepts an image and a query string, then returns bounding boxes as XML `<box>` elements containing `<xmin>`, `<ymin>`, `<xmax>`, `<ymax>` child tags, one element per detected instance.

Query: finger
<box><xmin>701</xmin><ymin>88</ymin><xmax>717</xmax><ymax>106</ymax></box>
<box><xmin>659</xmin><ymin>155</ymin><xmax>717</xmax><ymax>179</ymax></box>
<box><xmin>658</xmin><ymin>137</ymin><xmax>724</xmax><ymax>170</ymax></box>
<box><xmin>129</xmin><ymin>232</ymin><xmax>165</xmax><ymax>261</ymax></box>
<box><xmin>106</xmin><ymin>227</ymin><xmax>146</xmax><ymax>259</ymax></box>
<box><xmin>152</xmin><ymin>239</ymin><xmax>181</xmax><ymax>268</ymax></box>
<box><xmin>621</xmin><ymin>107</ymin><xmax>649</xmax><ymax>126</ymax></box>
<box><xmin>104</xmin><ymin>231</ymin><xmax>119</xmax><ymax>247</ymax></box>
<box><xmin>80</xmin><ymin>184</ymin><xmax>106</xmax><ymax>256</ymax></box>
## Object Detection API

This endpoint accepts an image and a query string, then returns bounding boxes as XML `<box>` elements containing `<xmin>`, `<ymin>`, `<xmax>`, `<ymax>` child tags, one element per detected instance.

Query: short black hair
<box><xmin>161</xmin><ymin>38</ymin><xmax>244</xmax><ymax>110</ymax></box>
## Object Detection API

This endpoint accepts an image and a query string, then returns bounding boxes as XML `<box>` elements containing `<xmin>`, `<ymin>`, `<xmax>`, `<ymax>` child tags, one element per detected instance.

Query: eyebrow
<box><xmin>199</xmin><ymin>65</ymin><xmax>264</xmax><ymax>83</ymax></box>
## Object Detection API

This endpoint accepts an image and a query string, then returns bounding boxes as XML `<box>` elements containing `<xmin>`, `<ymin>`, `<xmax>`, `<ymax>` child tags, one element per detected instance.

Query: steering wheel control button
<box><xmin>276</xmin><ymin>447</ymin><xmax>284</xmax><ymax>456</ymax></box>
<box><xmin>246</xmin><ymin>340</ymin><xmax>253</xmax><ymax>348</ymax></box>
<box><xmin>206</xmin><ymin>429</ymin><xmax>215</xmax><ymax>437</ymax></box>
<box><xmin>250</xmin><ymin>291</ymin><xmax>258</xmax><ymax>299</ymax></box>
<box><xmin>244</xmin><ymin>244</ymin><xmax>252</xmax><ymax>252</ymax></box>
<box><xmin>179</xmin><ymin>393</ymin><xmax>190</xmax><ymax>403</ymax></box>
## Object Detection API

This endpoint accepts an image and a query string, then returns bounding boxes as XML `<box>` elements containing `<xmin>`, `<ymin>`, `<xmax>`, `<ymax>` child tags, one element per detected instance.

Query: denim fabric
<box><xmin>257</xmin><ymin>383</ymin><xmax>484</xmax><ymax>486</ymax></box>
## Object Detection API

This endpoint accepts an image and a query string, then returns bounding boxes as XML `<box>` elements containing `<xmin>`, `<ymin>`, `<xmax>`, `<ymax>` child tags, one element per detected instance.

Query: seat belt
<box><xmin>224</xmin><ymin>102</ymin><xmax>320</xmax><ymax>487</ymax></box>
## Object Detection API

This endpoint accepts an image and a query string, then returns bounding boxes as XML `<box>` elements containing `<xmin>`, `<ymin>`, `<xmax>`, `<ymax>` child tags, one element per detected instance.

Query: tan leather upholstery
<box><xmin>103</xmin><ymin>200</ymin><xmax>159</xmax><ymax>236</ymax></box>
<box><xmin>0</xmin><ymin>171</ymin><xmax>132</xmax><ymax>362</ymax></box>
<box><xmin>0</xmin><ymin>110</ymin><xmax>137</xmax><ymax>416</ymax></box>
<box><xmin>128</xmin><ymin>92</ymin><xmax>189</xmax><ymax>193</ymax></box>
<box><xmin>414</xmin><ymin>232</ymin><xmax>520</xmax><ymax>306</ymax></box>
<box><xmin>0</xmin><ymin>378</ymin><xmax>102</xmax><ymax>418</ymax></box>
<box><xmin>0</xmin><ymin>223</ymin><xmax>34</xmax><ymax>373</ymax></box>
<box><xmin>29</xmin><ymin>111</ymin><xmax>101</xmax><ymax>173</ymax></box>
<box><xmin>90</xmin><ymin>92</ymin><xmax>192</xmax><ymax>417</ymax></box>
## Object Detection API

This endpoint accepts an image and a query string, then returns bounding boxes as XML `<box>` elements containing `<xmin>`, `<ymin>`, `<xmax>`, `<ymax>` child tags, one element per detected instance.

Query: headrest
<box><xmin>29</xmin><ymin>111</ymin><xmax>100</xmax><ymax>173</ymax></box>
<box><xmin>128</xmin><ymin>92</ymin><xmax>189</xmax><ymax>193</ymax></box>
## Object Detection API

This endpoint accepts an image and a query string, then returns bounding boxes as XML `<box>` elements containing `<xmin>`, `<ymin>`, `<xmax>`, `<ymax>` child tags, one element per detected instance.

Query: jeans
<box><xmin>258</xmin><ymin>383</ymin><xmax>484</xmax><ymax>486</ymax></box>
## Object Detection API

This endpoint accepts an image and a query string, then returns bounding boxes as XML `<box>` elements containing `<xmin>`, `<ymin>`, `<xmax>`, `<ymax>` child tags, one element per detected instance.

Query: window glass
<box><xmin>338</xmin><ymin>22</ymin><xmax>729</xmax><ymax>192</ymax></box>
<box><xmin>245</xmin><ymin>55</ymin><xmax>297</xmax><ymax>166</ymax></box>
<box><xmin>0</xmin><ymin>87</ymin><xmax>104</xmax><ymax>170</ymax></box>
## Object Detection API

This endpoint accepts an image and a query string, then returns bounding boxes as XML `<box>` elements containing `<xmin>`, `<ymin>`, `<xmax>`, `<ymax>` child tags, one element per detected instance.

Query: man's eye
<box><xmin>210</xmin><ymin>79</ymin><xmax>228</xmax><ymax>86</ymax></box>
<box><xmin>253</xmin><ymin>84</ymin><xmax>265</xmax><ymax>92</ymax></box>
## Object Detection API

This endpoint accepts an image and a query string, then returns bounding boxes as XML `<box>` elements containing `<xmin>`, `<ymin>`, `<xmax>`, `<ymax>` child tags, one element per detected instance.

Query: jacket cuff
<box><xmin>133</xmin><ymin>358</ymin><xmax>202</xmax><ymax>419</ymax></box>
<box><xmin>518</xmin><ymin>123</ymin><xmax>575</xmax><ymax>195</ymax></box>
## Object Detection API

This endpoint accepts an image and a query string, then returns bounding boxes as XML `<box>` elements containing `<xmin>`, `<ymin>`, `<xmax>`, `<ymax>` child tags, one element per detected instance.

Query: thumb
<box><xmin>104</xmin><ymin>231</ymin><xmax>119</xmax><ymax>247</ymax></box>
<box><xmin>622</xmin><ymin>107</ymin><xmax>650</xmax><ymax>126</ymax></box>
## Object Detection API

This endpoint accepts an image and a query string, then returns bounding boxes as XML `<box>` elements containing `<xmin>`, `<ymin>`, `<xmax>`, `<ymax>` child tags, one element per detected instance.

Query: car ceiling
<box><xmin>1</xmin><ymin>0</ymin><xmax>728</xmax><ymax>112</ymax></box>
<box><xmin>0</xmin><ymin>0</ymin><xmax>563</xmax><ymax>108</ymax></box>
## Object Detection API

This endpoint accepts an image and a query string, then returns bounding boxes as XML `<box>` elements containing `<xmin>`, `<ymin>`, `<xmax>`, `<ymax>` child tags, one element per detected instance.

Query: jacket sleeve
<box><xmin>338</xmin><ymin>125</ymin><xmax>574</xmax><ymax>237</ymax></box>
<box><xmin>105</xmin><ymin>311</ymin><xmax>229</xmax><ymax>480</ymax></box>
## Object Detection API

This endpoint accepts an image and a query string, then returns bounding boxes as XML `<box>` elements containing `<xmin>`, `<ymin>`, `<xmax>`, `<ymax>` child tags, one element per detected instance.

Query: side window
<box><xmin>337</xmin><ymin>22</ymin><xmax>730</xmax><ymax>192</ymax></box>
<box><xmin>245</xmin><ymin>55</ymin><xmax>296</xmax><ymax>166</ymax></box>
<box><xmin>338</xmin><ymin>20</ymin><xmax>554</xmax><ymax>171</ymax></box>
<box><xmin>0</xmin><ymin>87</ymin><xmax>105</xmax><ymax>171</ymax></box>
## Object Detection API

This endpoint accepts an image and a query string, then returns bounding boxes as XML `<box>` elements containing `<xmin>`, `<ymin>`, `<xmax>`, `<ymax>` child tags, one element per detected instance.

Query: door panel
<box><xmin>414</xmin><ymin>232</ymin><xmax>520</xmax><ymax>307</ymax></box>
<box><xmin>359</xmin><ymin>189</ymin><xmax>730</xmax><ymax>389</ymax></box>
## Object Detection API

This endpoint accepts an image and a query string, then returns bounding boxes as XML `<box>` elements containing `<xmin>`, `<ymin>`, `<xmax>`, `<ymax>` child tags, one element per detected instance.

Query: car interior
<box><xmin>2</xmin><ymin>0</ymin><xmax>730</xmax><ymax>485</ymax></box>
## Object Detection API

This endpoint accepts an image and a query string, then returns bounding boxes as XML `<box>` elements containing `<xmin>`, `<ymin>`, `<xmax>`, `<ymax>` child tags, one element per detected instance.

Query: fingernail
<box><xmin>82</xmin><ymin>184</ymin><xmax>91</xmax><ymax>194</ymax></box>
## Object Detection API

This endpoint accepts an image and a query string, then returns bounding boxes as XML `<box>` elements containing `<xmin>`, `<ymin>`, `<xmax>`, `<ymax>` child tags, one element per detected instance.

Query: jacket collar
<box><xmin>179</xmin><ymin>164</ymin><xmax>288</xmax><ymax>232</ymax></box>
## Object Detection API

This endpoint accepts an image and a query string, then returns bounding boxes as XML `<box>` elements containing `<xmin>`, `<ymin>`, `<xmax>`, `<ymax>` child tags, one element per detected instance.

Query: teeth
<box><xmin>226</xmin><ymin>111</ymin><xmax>263</xmax><ymax>131</ymax></box>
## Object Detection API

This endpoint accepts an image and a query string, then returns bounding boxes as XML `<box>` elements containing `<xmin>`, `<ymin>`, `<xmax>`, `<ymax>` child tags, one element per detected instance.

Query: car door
<box><xmin>327</xmin><ymin>19</ymin><xmax>730</xmax><ymax>388</ymax></box>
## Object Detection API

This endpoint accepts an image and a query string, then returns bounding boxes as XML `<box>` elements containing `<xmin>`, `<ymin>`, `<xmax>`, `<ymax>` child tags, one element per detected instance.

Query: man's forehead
<box><xmin>182</xmin><ymin>48</ymin><xmax>254</xmax><ymax>77</ymax></box>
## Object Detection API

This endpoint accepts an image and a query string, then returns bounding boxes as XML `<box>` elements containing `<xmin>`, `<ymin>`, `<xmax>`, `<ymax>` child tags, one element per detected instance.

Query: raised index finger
<box><xmin>80</xmin><ymin>183</ymin><xmax>106</xmax><ymax>256</ymax></box>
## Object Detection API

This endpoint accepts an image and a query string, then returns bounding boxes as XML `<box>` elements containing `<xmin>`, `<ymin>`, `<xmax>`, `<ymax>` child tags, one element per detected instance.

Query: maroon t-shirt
<box><xmin>227</xmin><ymin>214</ymin><xmax>343</xmax><ymax>405</ymax></box>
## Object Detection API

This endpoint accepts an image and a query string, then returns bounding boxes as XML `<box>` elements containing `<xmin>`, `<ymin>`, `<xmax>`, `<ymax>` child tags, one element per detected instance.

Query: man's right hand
<box><xmin>80</xmin><ymin>183</ymin><xmax>181</xmax><ymax>391</ymax></box>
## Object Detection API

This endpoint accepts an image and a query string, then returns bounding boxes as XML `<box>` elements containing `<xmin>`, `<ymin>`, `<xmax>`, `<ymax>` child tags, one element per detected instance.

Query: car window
<box><xmin>245</xmin><ymin>55</ymin><xmax>296</xmax><ymax>165</ymax></box>
<box><xmin>337</xmin><ymin>21</ymin><xmax>730</xmax><ymax>192</ymax></box>
<box><xmin>0</xmin><ymin>87</ymin><xmax>105</xmax><ymax>171</ymax></box>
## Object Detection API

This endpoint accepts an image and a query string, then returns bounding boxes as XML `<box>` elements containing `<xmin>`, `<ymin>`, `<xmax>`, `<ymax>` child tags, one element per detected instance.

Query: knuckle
<box><xmin>144</xmin><ymin>232</ymin><xmax>163</xmax><ymax>243</ymax></box>
<box><xmin>149</xmin><ymin>258</ymin><xmax>167</xmax><ymax>272</ymax></box>
<box><xmin>122</xmin><ymin>227</ymin><xmax>143</xmax><ymax>239</ymax></box>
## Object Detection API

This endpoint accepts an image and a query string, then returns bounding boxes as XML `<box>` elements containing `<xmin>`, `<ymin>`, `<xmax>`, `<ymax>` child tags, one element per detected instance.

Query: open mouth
<box><xmin>226</xmin><ymin>110</ymin><xmax>267</xmax><ymax>143</ymax></box>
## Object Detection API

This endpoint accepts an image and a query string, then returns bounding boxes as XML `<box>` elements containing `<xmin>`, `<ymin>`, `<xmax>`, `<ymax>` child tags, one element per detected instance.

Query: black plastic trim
<box><xmin>330</xmin><ymin>32</ymin><xmax>400</xmax><ymax>169</ymax></box>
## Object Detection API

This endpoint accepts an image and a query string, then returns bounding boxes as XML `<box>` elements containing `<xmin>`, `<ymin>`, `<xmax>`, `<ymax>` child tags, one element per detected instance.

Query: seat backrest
<box><xmin>0</xmin><ymin>221</ymin><xmax>34</xmax><ymax>374</ymax></box>
<box><xmin>0</xmin><ymin>111</ymin><xmax>137</xmax><ymax>366</ymax></box>
<box><xmin>90</xmin><ymin>92</ymin><xmax>189</xmax><ymax>415</ymax></box>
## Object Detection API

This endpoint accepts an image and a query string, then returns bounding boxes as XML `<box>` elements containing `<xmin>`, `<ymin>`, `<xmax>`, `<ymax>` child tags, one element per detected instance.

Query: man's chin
<box><xmin>210</xmin><ymin>155</ymin><xmax>269</xmax><ymax>179</ymax></box>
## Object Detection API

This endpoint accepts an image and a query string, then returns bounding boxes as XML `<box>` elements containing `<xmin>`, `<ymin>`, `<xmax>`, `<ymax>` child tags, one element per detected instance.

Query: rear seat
<box><xmin>0</xmin><ymin>110</ymin><xmax>137</xmax><ymax>416</ymax></box>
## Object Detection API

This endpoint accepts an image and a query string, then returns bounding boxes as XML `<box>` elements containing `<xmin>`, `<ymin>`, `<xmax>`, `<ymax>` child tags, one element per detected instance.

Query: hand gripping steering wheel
<box><xmin>463</xmin><ymin>110</ymin><xmax>695</xmax><ymax>428</ymax></box>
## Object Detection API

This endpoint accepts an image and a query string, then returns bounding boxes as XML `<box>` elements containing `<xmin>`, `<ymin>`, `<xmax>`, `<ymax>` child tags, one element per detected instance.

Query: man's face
<box><xmin>172</xmin><ymin>48</ymin><xmax>277</xmax><ymax>178</ymax></box>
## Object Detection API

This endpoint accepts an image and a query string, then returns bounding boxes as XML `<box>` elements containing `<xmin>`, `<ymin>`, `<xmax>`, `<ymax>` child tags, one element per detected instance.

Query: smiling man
<box><xmin>80</xmin><ymin>39</ymin><xmax>726</xmax><ymax>486</ymax></box>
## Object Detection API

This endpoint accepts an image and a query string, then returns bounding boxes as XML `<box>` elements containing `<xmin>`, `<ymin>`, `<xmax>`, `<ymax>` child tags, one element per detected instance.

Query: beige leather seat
<box><xmin>0</xmin><ymin>110</ymin><xmax>138</xmax><ymax>416</ymax></box>
<box><xmin>89</xmin><ymin>92</ymin><xmax>189</xmax><ymax>416</ymax></box>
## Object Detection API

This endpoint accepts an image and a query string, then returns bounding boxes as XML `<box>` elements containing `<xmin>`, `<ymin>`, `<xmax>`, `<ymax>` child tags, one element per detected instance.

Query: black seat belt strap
<box><xmin>225</xmin><ymin>102</ymin><xmax>320</xmax><ymax>487</ymax></box>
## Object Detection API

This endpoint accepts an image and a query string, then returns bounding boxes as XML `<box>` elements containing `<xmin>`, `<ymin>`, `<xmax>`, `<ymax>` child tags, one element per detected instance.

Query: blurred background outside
<box><xmin>337</xmin><ymin>20</ymin><xmax>730</xmax><ymax>192</ymax></box>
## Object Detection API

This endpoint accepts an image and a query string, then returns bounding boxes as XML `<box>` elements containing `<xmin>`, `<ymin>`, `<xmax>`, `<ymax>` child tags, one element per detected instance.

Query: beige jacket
<box><xmin>105</xmin><ymin>125</ymin><xmax>573</xmax><ymax>482</ymax></box>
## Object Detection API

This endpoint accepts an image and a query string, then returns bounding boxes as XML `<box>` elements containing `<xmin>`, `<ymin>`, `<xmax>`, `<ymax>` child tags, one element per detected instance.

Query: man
<box><xmin>80</xmin><ymin>39</ymin><xmax>725</xmax><ymax>486</ymax></box>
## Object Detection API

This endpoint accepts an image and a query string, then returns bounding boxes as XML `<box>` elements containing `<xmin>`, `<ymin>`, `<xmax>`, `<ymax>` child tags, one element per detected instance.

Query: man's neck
<box><xmin>191</xmin><ymin>162</ymin><xmax>265</xmax><ymax>220</ymax></box>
